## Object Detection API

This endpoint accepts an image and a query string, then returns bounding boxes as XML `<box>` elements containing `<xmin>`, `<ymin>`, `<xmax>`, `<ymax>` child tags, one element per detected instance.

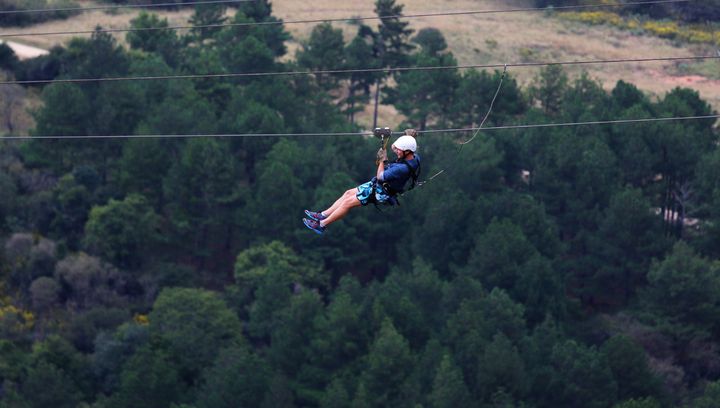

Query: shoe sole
<box><xmin>303</xmin><ymin>218</ymin><xmax>324</xmax><ymax>235</ymax></box>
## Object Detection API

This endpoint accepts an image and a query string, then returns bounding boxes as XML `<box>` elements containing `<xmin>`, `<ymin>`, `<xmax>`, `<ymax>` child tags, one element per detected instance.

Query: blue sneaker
<box><xmin>303</xmin><ymin>218</ymin><xmax>326</xmax><ymax>235</ymax></box>
<box><xmin>304</xmin><ymin>210</ymin><xmax>327</xmax><ymax>222</ymax></box>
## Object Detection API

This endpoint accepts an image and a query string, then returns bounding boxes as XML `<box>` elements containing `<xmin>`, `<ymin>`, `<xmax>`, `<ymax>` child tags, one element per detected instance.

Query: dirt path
<box><xmin>1</xmin><ymin>40</ymin><xmax>49</xmax><ymax>60</ymax></box>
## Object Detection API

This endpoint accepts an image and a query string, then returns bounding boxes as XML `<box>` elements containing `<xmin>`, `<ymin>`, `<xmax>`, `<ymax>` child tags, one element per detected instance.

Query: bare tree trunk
<box><xmin>349</xmin><ymin>95</ymin><xmax>355</xmax><ymax>125</ymax></box>
<box><xmin>674</xmin><ymin>181</ymin><xmax>693</xmax><ymax>239</ymax></box>
<box><xmin>662</xmin><ymin>174</ymin><xmax>673</xmax><ymax>236</ymax></box>
<box><xmin>372</xmin><ymin>80</ymin><xmax>381</xmax><ymax>129</ymax></box>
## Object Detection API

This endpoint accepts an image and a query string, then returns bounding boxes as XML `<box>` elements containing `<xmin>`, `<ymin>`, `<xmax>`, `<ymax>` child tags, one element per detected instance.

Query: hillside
<box><xmin>272</xmin><ymin>0</ymin><xmax>720</xmax><ymax>113</ymax></box>
<box><xmin>2</xmin><ymin>0</ymin><xmax>718</xmax><ymax>131</ymax></box>
<box><xmin>3</xmin><ymin>2</ymin><xmax>720</xmax><ymax>406</ymax></box>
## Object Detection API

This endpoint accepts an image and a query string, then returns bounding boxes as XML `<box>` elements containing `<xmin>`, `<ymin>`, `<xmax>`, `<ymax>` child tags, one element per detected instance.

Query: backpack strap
<box><xmin>399</xmin><ymin>158</ymin><xmax>420</xmax><ymax>191</ymax></box>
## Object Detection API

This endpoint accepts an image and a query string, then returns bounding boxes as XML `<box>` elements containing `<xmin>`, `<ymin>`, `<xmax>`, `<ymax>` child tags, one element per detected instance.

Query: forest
<box><xmin>1</xmin><ymin>0</ymin><xmax>720</xmax><ymax>407</ymax></box>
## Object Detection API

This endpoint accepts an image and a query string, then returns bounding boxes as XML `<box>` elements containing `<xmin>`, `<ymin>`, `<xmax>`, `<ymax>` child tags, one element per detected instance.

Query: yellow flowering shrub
<box><xmin>561</xmin><ymin>11</ymin><xmax>623</xmax><ymax>26</ymax></box>
<box><xmin>642</xmin><ymin>21</ymin><xmax>680</xmax><ymax>38</ymax></box>
<box><xmin>559</xmin><ymin>12</ymin><xmax>720</xmax><ymax>46</ymax></box>
<box><xmin>0</xmin><ymin>304</ymin><xmax>35</xmax><ymax>333</ymax></box>
<box><xmin>133</xmin><ymin>314</ymin><xmax>149</xmax><ymax>325</ymax></box>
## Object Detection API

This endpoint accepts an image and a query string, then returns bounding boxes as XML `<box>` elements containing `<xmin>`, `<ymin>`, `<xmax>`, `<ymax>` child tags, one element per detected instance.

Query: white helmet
<box><xmin>392</xmin><ymin>135</ymin><xmax>417</xmax><ymax>152</ymax></box>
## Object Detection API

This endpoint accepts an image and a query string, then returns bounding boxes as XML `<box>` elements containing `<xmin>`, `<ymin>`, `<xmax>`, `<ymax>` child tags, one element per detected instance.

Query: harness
<box><xmin>381</xmin><ymin>158</ymin><xmax>420</xmax><ymax>196</ymax></box>
<box><xmin>369</xmin><ymin>157</ymin><xmax>420</xmax><ymax>209</ymax></box>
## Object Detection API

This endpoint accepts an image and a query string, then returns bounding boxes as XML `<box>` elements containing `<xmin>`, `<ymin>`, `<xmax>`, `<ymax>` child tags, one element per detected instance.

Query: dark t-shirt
<box><xmin>379</xmin><ymin>155</ymin><xmax>421</xmax><ymax>193</ymax></box>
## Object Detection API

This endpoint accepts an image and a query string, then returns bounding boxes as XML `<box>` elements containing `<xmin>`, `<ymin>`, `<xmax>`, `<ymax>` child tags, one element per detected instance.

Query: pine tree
<box><xmin>297</xmin><ymin>23</ymin><xmax>347</xmax><ymax>92</ymax></box>
<box><xmin>189</xmin><ymin>3</ymin><xmax>228</xmax><ymax>41</ymax></box>
<box><xmin>362</xmin><ymin>319</ymin><xmax>414</xmax><ymax>407</ymax></box>
<box><xmin>429</xmin><ymin>354</ymin><xmax>471</xmax><ymax>408</ymax></box>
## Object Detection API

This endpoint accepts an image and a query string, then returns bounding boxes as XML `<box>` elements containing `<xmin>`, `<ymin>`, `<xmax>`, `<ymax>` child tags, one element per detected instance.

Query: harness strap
<box><xmin>382</xmin><ymin>158</ymin><xmax>420</xmax><ymax>196</ymax></box>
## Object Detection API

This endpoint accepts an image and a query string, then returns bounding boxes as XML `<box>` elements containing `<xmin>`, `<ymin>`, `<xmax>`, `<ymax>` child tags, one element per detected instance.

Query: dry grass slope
<box><xmin>2</xmin><ymin>0</ymin><xmax>718</xmax><ymax>131</ymax></box>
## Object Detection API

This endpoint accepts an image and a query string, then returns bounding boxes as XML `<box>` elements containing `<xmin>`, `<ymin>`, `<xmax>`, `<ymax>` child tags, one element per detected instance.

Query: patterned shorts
<box><xmin>356</xmin><ymin>180</ymin><xmax>392</xmax><ymax>206</ymax></box>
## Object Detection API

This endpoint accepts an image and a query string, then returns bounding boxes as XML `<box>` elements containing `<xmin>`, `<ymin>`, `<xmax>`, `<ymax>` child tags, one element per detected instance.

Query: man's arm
<box><xmin>376</xmin><ymin>148</ymin><xmax>387</xmax><ymax>180</ymax></box>
<box><xmin>376</xmin><ymin>160</ymin><xmax>385</xmax><ymax>180</ymax></box>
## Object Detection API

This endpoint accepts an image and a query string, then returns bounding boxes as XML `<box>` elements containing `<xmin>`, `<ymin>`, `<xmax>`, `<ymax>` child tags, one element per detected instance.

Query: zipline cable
<box><xmin>2</xmin><ymin>55</ymin><xmax>717</xmax><ymax>86</ymax></box>
<box><xmin>418</xmin><ymin>64</ymin><xmax>508</xmax><ymax>186</ymax></box>
<box><xmin>0</xmin><ymin>0</ymin><xmax>690</xmax><ymax>38</ymax></box>
<box><xmin>2</xmin><ymin>114</ymin><xmax>717</xmax><ymax>140</ymax></box>
<box><xmin>0</xmin><ymin>0</ymin><xmax>256</xmax><ymax>15</ymax></box>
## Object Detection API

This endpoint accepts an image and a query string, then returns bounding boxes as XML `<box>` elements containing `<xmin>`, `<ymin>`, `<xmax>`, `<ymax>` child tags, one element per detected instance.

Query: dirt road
<box><xmin>1</xmin><ymin>40</ymin><xmax>49</xmax><ymax>60</ymax></box>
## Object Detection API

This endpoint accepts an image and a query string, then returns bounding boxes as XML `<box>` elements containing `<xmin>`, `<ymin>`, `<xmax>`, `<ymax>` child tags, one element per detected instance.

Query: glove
<box><xmin>376</xmin><ymin>147</ymin><xmax>388</xmax><ymax>163</ymax></box>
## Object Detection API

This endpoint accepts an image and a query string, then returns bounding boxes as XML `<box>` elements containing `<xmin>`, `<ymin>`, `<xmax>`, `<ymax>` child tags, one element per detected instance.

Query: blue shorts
<box><xmin>356</xmin><ymin>180</ymin><xmax>394</xmax><ymax>206</ymax></box>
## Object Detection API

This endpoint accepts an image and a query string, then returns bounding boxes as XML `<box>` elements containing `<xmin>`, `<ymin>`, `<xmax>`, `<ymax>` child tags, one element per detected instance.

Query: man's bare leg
<box><xmin>321</xmin><ymin>194</ymin><xmax>362</xmax><ymax>227</ymax></box>
<box><xmin>323</xmin><ymin>189</ymin><xmax>356</xmax><ymax>217</ymax></box>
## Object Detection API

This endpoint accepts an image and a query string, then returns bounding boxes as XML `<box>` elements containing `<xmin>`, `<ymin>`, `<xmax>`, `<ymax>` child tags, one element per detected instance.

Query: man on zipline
<box><xmin>303</xmin><ymin>128</ymin><xmax>421</xmax><ymax>235</ymax></box>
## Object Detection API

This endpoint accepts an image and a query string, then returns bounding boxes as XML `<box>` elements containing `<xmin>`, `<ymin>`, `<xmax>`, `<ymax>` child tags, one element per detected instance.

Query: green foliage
<box><xmin>586</xmin><ymin>188</ymin><xmax>670</xmax><ymax>305</ymax></box>
<box><xmin>685</xmin><ymin>380</ymin><xmax>720</xmax><ymax>408</ymax></box>
<box><xmin>217</xmin><ymin>29</ymin><xmax>276</xmax><ymax>78</ymax></box>
<box><xmin>530</xmin><ymin>64</ymin><xmax>569</xmax><ymax>116</ymax></box>
<box><xmin>189</xmin><ymin>3</ymin><xmax>228</xmax><ymax>41</ymax></box>
<box><xmin>267</xmin><ymin>290</ymin><xmax>323</xmax><ymax>379</ymax></box>
<box><xmin>250</xmin><ymin>157</ymin><xmax>306</xmax><ymax>242</ymax></box>
<box><xmin>694</xmin><ymin>149</ymin><xmax>720</xmax><ymax>257</ymax></box>
<box><xmin>465</xmin><ymin>218</ymin><xmax>537</xmax><ymax>290</ymax></box>
<box><xmin>234</xmin><ymin>240</ymin><xmax>325</xmax><ymax>290</ymax></box>
<box><xmin>297</xmin><ymin>23</ymin><xmax>347</xmax><ymax>91</ymax></box>
<box><xmin>92</xmin><ymin>323</ymin><xmax>149</xmax><ymax>394</ymax></box>
<box><xmin>247</xmin><ymin>268</ymin><xmax>292</xmax><ymax>340</ymax></box>
<box><xmin>312</xmin><ymin>288</ymin><xmax>368</xmax><ymax>374</ymax></box>
<box><xmin>343</xmin><ymin>33</ymin><xmax>379</xmax><ymax>123</ymax></box>
<box><xmin>412</xmin><ymin>28</ymin><xmax>448</xmax><ymax>56</ymax></box>
<box><xmin>139</xmin><ymin>81</ymin><xmax>217</xmax><ymax>135</ymax></box>
<box><xmin>19</xmin><ymin>360</ymin><xmax>83</xmax><ymax>408</ymax></box>
<box><xmin>110</xmin><ymin>344</ymin><xmax>185</xmax><ymax>408</ymax></box>
<box><xmin>429</xmin><ymin>353</ymin><xmax>471</xmax><ymax>408</ymax></box>
<box><xmin>477</xmin><ymin>333</ymin><xmax>527</xmax><ymax>400</ymax></box>
<box><xmin>2</xmin><ymin>4</ymin><xmax>720</xmax><ymax>407</ymax></box>
<box><xmin>237</xmin><ymin>0</ymin><xmax>290</xmax><ymax>58</ymax></box>
<box><xmin>49</xmin><ymin>175</ymin><xmax>93</xmax><ymax>250</ymax></box>
<box><xmin>29</xmin><ymin>335</ymin><xmax>93</xmax><ymax>401</ymax></box>
<box><xmin>163</xmin><ymin>137</ymin><xmax>239</xmax><ymax>267</ymax></box>
<box><xmin>390</xmin><ymin>51</ymin><xmax>459</xmax><ymax>130</ymax></box>
<box><xmin>196</xmin><ymin>346</ymin><xmax>271</xmax><ymax>408</ymax></box>
<box><xmin>601</xmin><ymin>335</ymin><xmax>662</xmax><ymax>402</ymax></box>
<box><xmin>260</xmin><ymin>373</ymin><xmax>296</xmax><ymax>408</ymax></box>
<box><xmin>614</xmin><ymin>398</ymin><xmax>661</xmax><ymax>408</ymax></box>
<box><xmin>115</xmin><ymin>138</ymin><xmax>174</xmax><ymax>208</ymax></box>
<box><xmin>66</xmin><ymin>307</ymin><xmax>128</xmax><ymax>353</ymax></box>
<box><xmin>127</xmin><ymin>12</ymin><xmax>180</xmax><ymax>66</ymax></box>
<box><xmin>0</xmin><ymin>170</ymin><xmax>17</xmax><ymax>231</ymax></box>
<box><xmin>548</xmin><ymin>340</ymin><xmax>618</xmax><ymax>408</ymax></box>
<box><xmin>0</xmin><ymin>339</ymin><xmax>29</xmax><ymax>384</ymax></box>
<box><xmin>0</xmin><ymin>42</ymin><xmax>18</xmax><ymax>71</ymax></box>
<box><xmin>84</xmin><ymin>194</ymin><xmax>161</xmax><ymax>269</ymax></box>
<box><xmin>562</xmin><ymin>72</ymin><xmax>609</xmax><ymax>121</ymax></box>
<box><xmin>643</xmin><ymin>242</ymin><xmax>720</xmax><ymax>335</ymax></box>
<box><xmin>452</xmin><ymin>69</ymin><xmax>526</xmax><ymax>128</ymax></box>
<box><xmin>362</xmin><ymin>318</ymin><xmax>415</xmax><ymax>407</ymax></box>
<box><xmin>27</xmin><ymin>84</ymin><xmax>91</xmax><ymax>168</ymax></box>
<box><xmin>445</xmin><ymin>287</ymin><xmax>526</xmax><ymax>392</ymax></box>
<box><xmin>148</xmin><ymin>288</ymin><xmax>243</xmax><ymax>378</ymax></box>
<box><xmin>374</xmin><ymin>0</ymin><xmax>415</xmax><ymax>68</ymax></box>
<box><xmin>321</xmin><ymin>378</ymin><xmax>351</xmax><ymax>408</ymax></box>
